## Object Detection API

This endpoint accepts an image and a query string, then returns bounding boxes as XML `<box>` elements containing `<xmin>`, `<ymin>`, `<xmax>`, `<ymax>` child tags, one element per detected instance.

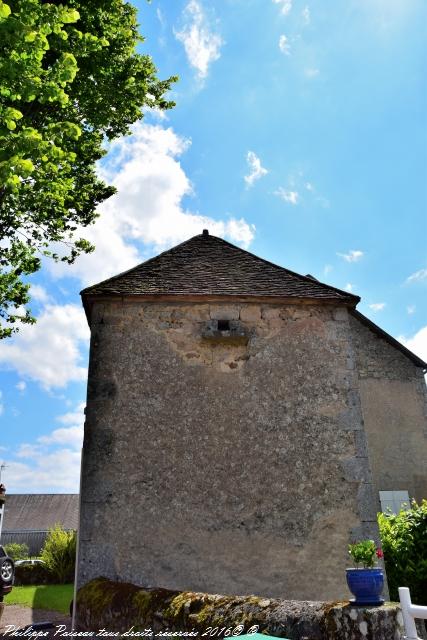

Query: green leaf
<box><xmin>0</xmin><ymin>1</ymin><xmax>11</xmax><ymax>19</ymax></box>
<box><xmin>24</xmin><ymin>31</ymin><xmax>37</xmax><ymax>42</ymax></box>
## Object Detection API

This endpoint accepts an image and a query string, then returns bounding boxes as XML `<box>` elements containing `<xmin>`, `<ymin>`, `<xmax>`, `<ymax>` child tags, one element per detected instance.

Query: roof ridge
<box><xmin>210</xmin><ymin>234</ymin><xmax>360</xmax><ymax>303</ymax></box>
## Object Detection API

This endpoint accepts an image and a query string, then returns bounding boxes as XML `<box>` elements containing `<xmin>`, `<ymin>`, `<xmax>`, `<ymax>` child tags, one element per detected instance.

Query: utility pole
<box><xmin>0</xmin><ymin>463</ymin><xmax>6</xmax><ymax>484</ymax></box>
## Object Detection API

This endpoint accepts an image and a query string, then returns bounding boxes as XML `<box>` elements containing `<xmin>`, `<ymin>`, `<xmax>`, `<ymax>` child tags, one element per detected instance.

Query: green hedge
<box><xmin>14</xmin><ymin>564</ymin><xmax>55</xmax><ymax>586</ymax></box>
<box><xmin>378</xmin><ymin>500</ymin><xmax>427</xmax><ymax>604</ymax></box>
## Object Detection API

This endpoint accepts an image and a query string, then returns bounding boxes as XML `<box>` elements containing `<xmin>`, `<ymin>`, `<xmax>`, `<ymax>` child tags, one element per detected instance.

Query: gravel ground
<box><xmin>0</xmin><ymin>605</ymin><xmax>71</xmax><ymax>637</ymax></box>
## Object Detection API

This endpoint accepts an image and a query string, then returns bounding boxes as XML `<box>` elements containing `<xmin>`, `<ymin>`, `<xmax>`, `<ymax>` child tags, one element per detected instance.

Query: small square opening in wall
<box><xmin>217</xmin><ymin>319</ymin><xmax>230</xmax><ymax>331</ymax></box>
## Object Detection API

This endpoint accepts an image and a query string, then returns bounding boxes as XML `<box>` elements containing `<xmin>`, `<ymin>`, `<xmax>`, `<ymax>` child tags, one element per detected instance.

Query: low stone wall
<box><xmin>76</xmin><ymin>578</ymin><xmax>405</xmax><ymax>640</ymax></box>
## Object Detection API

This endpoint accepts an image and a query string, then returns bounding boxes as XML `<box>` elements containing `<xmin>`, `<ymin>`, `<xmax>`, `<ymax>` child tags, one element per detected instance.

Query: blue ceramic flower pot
<box><xmin>346</xmin><ymin>568</ymin><xmax>385</xmax><ymax>606</ymax></box>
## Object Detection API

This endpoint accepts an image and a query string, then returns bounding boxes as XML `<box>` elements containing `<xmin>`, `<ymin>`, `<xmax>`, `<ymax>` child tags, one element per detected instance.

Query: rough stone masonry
<box><xmin>76</xmin><ymin>231</ymin><xmax>427</xmax><ymax>605</ymax></box>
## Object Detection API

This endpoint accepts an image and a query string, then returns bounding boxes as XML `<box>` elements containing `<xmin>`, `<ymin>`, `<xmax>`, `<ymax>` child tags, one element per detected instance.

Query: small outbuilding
<box><xmin>77</xmin><ymin>231</ymin><xmax>427</xmax><ymax>601</ymax></box>
<box><xmin>2</xmin><ymin>493</ymin><xmax>79</xmax><ymax>555</ymax></box>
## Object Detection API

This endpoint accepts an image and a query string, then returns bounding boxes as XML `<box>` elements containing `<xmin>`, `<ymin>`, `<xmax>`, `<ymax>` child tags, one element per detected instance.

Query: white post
<box><xmin>399</xmin><ymin>587</ymin><xmax>427</xmax><ymax>640</ymax></box>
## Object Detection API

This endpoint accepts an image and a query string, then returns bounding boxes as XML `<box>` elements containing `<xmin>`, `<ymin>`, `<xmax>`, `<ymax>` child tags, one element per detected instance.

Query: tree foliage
<box><xmin>40</xmin><ymin>524</ymin><xmax>76</xmax><ymax>583</ymax></box>
<box><xmin>378</xmin><ymin>500</ymin><xmax>427</xmax><ymax>604</ymax></box>
<box><xmin>0</xmin><ymin>0</ymin><xmax>176</xmax><ymax>337</ymax></box>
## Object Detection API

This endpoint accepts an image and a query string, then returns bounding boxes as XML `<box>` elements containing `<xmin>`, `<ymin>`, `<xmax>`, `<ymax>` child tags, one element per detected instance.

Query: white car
<box><xmin>14</xmin><ymin>558</ymin><xmax>46</xmax><ymax>567</ymax></box>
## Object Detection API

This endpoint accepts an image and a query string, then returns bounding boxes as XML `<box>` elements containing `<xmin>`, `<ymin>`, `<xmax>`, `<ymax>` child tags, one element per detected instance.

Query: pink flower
<box><xmin>376</xmin><ymin>548</ymin><xmax>384</xmax><ymax>559</ymax></box>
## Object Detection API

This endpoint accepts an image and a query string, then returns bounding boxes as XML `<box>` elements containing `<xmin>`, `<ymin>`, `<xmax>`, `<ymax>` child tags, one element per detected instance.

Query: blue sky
<box><xmin>0</xmin><ymin>0</ymin><xmax>426</xmax><ymax>493</ymax></box>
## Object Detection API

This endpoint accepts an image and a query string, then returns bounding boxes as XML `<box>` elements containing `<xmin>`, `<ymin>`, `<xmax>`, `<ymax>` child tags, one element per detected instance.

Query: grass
<box><xmin>4</xmin><ymin>584</ymin><xmax>74</xmax><ymax>615</ymax></box>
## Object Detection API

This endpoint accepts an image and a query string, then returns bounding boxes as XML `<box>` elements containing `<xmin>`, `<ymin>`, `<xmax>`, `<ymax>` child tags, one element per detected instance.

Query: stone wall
<box><xmin>350</xmin><ymin>314</ymin><xmax>427</xmax><ymax>502</ymax></box>
<box><xmin>76</xmin><ymin>577</ymin><xmax>406</xmax><ymax>640</ymax></box>
<box><xmin>77</xmin><ymin>300</ymin><xmax>380</xmax><ymax>602</ymax></box>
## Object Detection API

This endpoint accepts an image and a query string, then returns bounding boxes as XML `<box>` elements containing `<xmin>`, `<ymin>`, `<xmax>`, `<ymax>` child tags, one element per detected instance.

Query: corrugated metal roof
<box><xmin>2</xmin><ymin>494</ymin><xmax>79</xmax><ymax>532</ymax></box>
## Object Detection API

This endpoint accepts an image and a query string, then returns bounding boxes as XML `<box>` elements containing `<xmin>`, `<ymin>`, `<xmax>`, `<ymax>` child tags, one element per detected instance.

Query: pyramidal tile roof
<box><xmin>81</xmin><ymin>230</ymin><xmax>359</xmax><ymax>304</ymax></box>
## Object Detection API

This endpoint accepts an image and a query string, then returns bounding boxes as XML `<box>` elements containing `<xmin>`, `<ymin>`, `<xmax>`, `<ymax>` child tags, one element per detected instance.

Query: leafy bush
<box><xmin>40</xmin><ymin>525</ymin><xmax>76</xmax><ymax>584</ymax></box>
<box><xmin>378</xmin><ymin>500</ymin><xmax>427</xmax><ymax>604</ymax></box>
<box><xmin>14</xmin><ymin>563</ymin><xmax>53</xmax><ymax>586</ymax></box>
<box><xmin>3</xmin><ymin>542</ymin><xmax>29</xmax><ymax>561</ymax></box>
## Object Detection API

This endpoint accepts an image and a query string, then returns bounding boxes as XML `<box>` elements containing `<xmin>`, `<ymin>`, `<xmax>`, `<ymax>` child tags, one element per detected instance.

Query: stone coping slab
<box><xmin>75</xmin><ymin>578</ymin><xmax>406</xmax><ymax>640</ymax></box>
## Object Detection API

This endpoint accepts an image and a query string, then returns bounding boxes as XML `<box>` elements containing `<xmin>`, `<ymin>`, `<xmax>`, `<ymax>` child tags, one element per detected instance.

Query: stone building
<box><xmin>77</xmin><ymin>230</ymin><xmax>427</xmax><ymax>601</ymax></box>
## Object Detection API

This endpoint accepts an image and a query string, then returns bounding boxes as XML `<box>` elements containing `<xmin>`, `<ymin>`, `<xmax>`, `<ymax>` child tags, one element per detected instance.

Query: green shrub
<box><xmin>3</xmin><ymin>542</ymin><xmax>29</xmax><ymax>561</ymax></box>
<box><xmin>378</xmin><ymin>500</ymin><xmax>427</xmax><ymax>604</ymax></box>
<box><xmin>40</xmin><ymin>525</ymin><xmax>76</xmax><ymax>584</ymax></box>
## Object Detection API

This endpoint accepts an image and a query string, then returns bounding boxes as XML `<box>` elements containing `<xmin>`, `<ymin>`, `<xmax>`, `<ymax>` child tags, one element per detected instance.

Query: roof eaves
<box><xmin>350</xmin><ymin>309</ymin><xmax>427</xmax><ymax>370</ymax></box>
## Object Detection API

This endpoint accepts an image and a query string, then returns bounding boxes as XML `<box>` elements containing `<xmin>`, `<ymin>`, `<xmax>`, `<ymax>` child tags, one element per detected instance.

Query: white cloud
<box><xmin>39</xmin><ymin>403</ymin><xmax>85</xmax><ymax>449</ymax></box>
<box><xmin>406</xmin><ymin>268</ymin><xmax>427</xmax><ymax>284</ymax></box>
<box><xmin>156</xmin><ymin>7</ymin><xmax>166</xmax><ymax>28</ymax></box>
<box><xmin>324</xmin><ymin>264</ymin><xmax>333</xmax><ymax>276</ymax></box>
<box><xmin>279</xmin><ymin>34</ymin><xmax>291</xmax><ymax>56</ymax></box>
<box><xmin>279</xmin><ymin>34</ymin><xmax>291</xmax><ymax>55</ymax></box>
<box><xmin>275</xmin><ymin>188</ymin><xmax>299</xmax><ymax>205</ymax></box>
<box><xmin>6</xmin><ymin>450</ymin><xmax>81</xmax><ymax>493</ymax></box>
<box><xmin>38</xmin><ymin>426</ymin><xmax>83</xmax><ymax>449</ymax></box>
<box><xmin>407</xmin><ymin>305</ymin><xmax>416</xmax><ymax>315</ymax></box>
<box><xmin>399</xmin><ymin>326</ymin><xmax>427</xmax><ymax>363</ymax></box>
<box><xmin>16</xmin><ymin>443</ymin><xmax>43</xmax><ymax>458</ymax></box>
<box><xmin>305</xmin><ymin>182</ymin><xmax>314</xmax><ymax>191</ymax></box>
<box><xmin>5</xmin><ymin>404</ymin><xmax>84</xmax><ymax>493</ymax></box>
<box><xmin>345</xmin><ymin>283</ymin><xmax>355</xmax><ymax>292</ymax></box>
<box><xmin>368</xmin><ymin>302</ymin><xmax>386</xmax><ymax>312</ymax></box>
<box><xmin>38</xmin><ymin>404</ymin><xmax>84</xmax><ymax>449</ymax></box>
<box><xmin>48</xmin><ymin>123</ymin><xmax>255</xmax><ymax>286</ymax></box>
<box><xmin>30</xmin><ymin>284</ymin><xmax>50</xmax><ymax>304</ymax></box>
<box><xmin>0</xmin><ymin>304</ymin><xmax>89</xmax><ymax>389</ymax></box>
<box><xmin>144</xmin><ymin>106</ymin><xmax>168</xmax><ymax>122</ymax></box>
<box><xmin>175</xmin><ymin>0</ymin><xmax>223</xmax><ymax>80</ymax></box>
<box><xmin>244</xmin><ymin>151</ymin><xmax>268</xmax><ymax>187</ymax></box>
<box><xmin>273</xmin><ymin>0</ymin><xmax>292</xmax><ymax>16</ymax></box>
<box><xmin>15</xmin><ymin>381</ymin><xmax>26</xmax><ymax>392</ymax></box>
<box><xmin>302</xmin><ymin>5</ymin><xmax>311</xmax><ymax>24</ymax></box>
<box><xmin>337</xmin><ymin>250</ymin><xmax>364</xmax><ymax>262</ymax></box>
<box><xmin>56</xmin><ymin>403</ymin><xmax>85</xmax><ymax>426</ymax></box>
